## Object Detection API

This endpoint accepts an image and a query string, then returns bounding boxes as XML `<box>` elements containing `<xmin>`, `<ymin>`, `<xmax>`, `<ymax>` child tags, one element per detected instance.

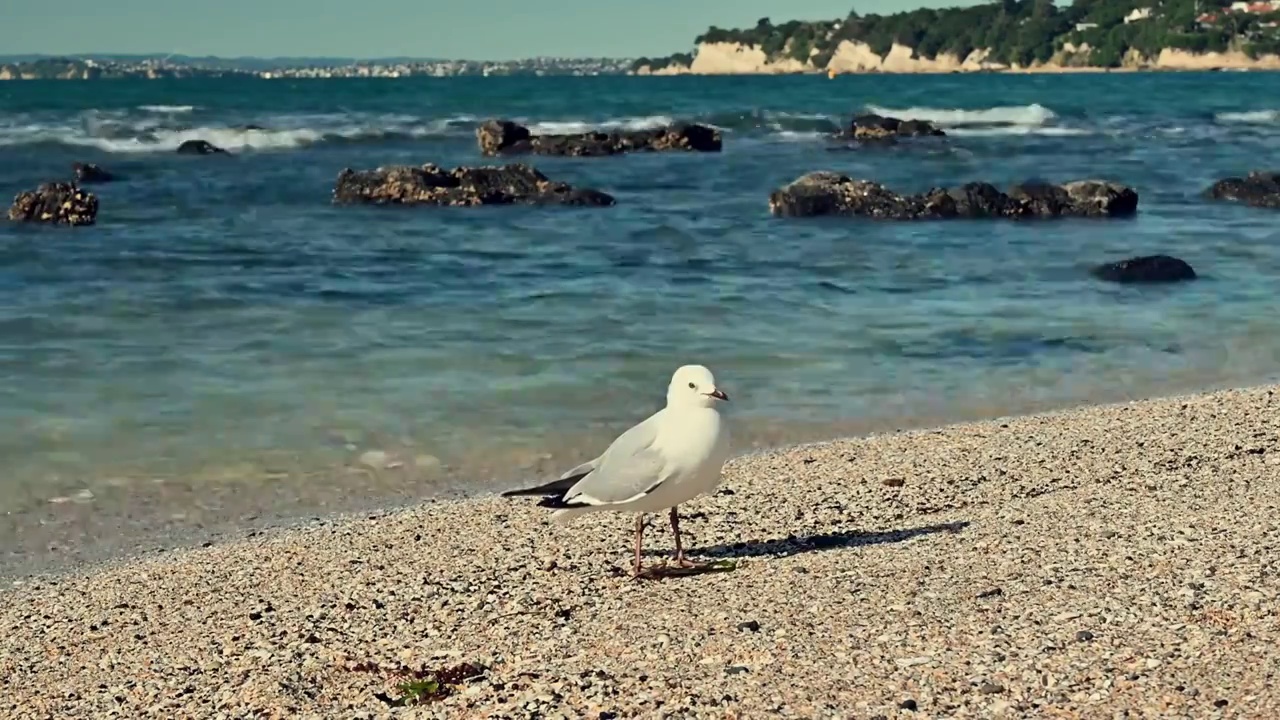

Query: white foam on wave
<box><xmin>866</xmin><ymin>103</ymin><xmax>1058</xmax><ymax>128</ymax></box>
<box><xmin>1215</xmin><ymin>109</ymin><xmax>1279</xmax><ymax>124</ymax></box>
<box><xmin>524</xmin><ymin>115</ymin><xmax>676</xmax><ymax>134</ymax></box>
<box><xmin>775</xmin><ymin>130</ymin><xmax>828</xmax><ymax>141</ymax></box>
<box><xmin>0</xmin><ymin>111</ymin><xmax>481</xmax><ymax>152</ymax></box>
<box><xmin>88</xmin><ymin>127</ymin><xmax>327</xmax><ymax>152</ymax></box>
<box><xmin>138</xmin><ymin>104</ymin><xmax>195</xmax><ymax>113</ymax></box>
<box><xmin>947</xmin><ymin>126</ymin><xmax>1091</xmax><ymax>138</ymax></box>
<box><xmin>760</xmin><ymin>111</ymin><xmax>841</xmax><ymax>134</ymax></box>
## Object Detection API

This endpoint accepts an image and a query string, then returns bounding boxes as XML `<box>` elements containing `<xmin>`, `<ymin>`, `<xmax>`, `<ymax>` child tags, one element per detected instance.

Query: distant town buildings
<box><xmin>1199</xmin><ymin>0</ymin><xmax>1280</xmax><ymax>26</ymax></box>
<box><xmin>0</xmin><ymin>56</ymin><xmax>635</xmax><ymax>81</ymax></box>
<box><xmin>1124</xmin><ymin>7</ymin><xmax>1153</xmax><ymax>23</ymax></box>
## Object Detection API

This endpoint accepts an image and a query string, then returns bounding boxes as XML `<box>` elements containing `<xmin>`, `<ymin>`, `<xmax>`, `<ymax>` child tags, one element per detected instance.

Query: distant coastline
<box><xmin>631</xmin><ymin>0</ymin><xmax>1280</xmax><ymax>75</ymax></box>
<box><xmin>0</xmin><ymin>56</ymin><xmax>633</xmax><ymax>81</ymax></box>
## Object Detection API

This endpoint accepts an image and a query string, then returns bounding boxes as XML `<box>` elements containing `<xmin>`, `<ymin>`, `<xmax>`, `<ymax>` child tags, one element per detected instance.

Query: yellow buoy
<box><xmin>827</xmin><ymin>67</ymin><xmax>837</xmax><ymax>79</ymax></box>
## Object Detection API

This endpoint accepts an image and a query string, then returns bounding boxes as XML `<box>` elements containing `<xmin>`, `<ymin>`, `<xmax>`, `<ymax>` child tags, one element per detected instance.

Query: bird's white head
<box><xmin>666</xmin><ymin>364</ymin><xmax>729</xmax><ymax>409</ymax></box>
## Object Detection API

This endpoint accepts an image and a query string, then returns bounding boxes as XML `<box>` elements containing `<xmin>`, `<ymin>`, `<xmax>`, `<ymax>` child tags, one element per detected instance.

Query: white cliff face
<box><xmin>686</xmin><ymin>42</ymin><xmax>810</xmax><ymax>74</ymax></box>
<box><xmin>1149</xmin><ymin>47</ymin><xmax>1280</xmax><ymax>70</ymax></box>
<box><xmin>828</xmin><ymin>42</ymin><xmax>1004</xmax><ymax>73</ymax></box>
<box><xmin>633</xmin><ymin>63</ymin><xmax>692</xmax><ymax>76</ymax></box>
<box><xmin>629</xmin><ymin>40</ymin><xmax>1280</xmax><ymax>77</ymax></box>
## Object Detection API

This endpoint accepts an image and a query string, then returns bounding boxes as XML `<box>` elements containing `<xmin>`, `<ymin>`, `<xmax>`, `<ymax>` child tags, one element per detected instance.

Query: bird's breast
<box><xmin>655</xmin><ymin>409</ymin><xmax>729</xmax><ymax>471</ymax></box>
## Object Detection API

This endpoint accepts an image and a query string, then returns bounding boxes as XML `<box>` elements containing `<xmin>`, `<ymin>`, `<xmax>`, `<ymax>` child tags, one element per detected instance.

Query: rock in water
<box><xmin>176</xmin><ymin>139</ymin><xmax>229</xmax><ymax>155</ymax></box>
<box><xmin>1205</xmin><ymin>171</ymin><xmax>1280</xmax><ymax>208</ymax></box>
<box><xmin>7</xmin><ymin>182</ymin><xmax>99</xmax><ymax>226</ymax></box>
<box><xmin>1092</xmin><ymin>255</ymin><xmax>1197</xmax><ymax>284</ymax></box>
<box><xmin>332</xmin><ymin>163</ymin><xmax>616</xmax><ymax>207</ymax></box>
<box><xmin>476</xmin><ymin>119</ymin><xmax>722</xmax><ymax>156</ymax></box>
<box><xmin>847</xmin><ymin>113</ymin><xmax>946</xmax><ymax>140</ymax></box>
<box><xmin>1012</xmin><ymin>180</ymin><xmax>1141</xmax><ymax>218</ymax></box>
<box><xmin>72</xmin><ymin>162</ymin><xmax>115</xmax><ymax>183</ymax></box>
<box><xmin>768</xmin><ymin>172</ymin><xmax>1138</xmax><ymax>220</ymax></box>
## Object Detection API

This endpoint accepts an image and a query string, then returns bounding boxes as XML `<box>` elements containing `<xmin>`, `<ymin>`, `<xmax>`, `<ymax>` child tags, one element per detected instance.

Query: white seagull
<box><xmin>502</xmin><ymin>364</ymin><xmax>732</xmax><ymax>577</ymax></box>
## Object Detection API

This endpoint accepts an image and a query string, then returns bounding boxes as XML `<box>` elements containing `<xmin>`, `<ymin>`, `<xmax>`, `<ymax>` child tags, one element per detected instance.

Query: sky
<box><xmin>0</xmin><ymin>0</ymin><xmax>982</xmax><ymax>60</ymax></box>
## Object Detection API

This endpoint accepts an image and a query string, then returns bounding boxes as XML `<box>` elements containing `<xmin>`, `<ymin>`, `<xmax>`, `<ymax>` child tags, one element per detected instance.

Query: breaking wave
<box><xmin>1215</xmin><ymin>109</ymin><xmax>1279</xmax><ymax>124</ymax></box>
<box><xmin>860</xmin><ymin>102</ymin><xmax>1087</xmax><ymax>136</ymax></box>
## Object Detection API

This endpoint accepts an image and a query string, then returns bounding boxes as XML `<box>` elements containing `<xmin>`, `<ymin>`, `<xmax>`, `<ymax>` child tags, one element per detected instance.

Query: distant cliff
<box><xmin>631</xmin><ymin>0</ymin><xmax>1280</xmax><ymax>74</ymax></box>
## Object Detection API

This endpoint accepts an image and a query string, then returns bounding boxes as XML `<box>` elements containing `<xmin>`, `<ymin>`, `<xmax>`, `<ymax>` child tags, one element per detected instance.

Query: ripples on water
<box><xmin>2</xmin><ymin>73</ymin><xmax>1280</xmax><ymax>574</ymax></box>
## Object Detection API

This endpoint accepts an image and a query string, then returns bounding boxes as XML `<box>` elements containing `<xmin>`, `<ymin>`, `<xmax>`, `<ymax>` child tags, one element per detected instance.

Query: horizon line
<box><xmin>2</xmin><ymin>52</ymin><xmax>639</xmax><ymax>62</ymax></box>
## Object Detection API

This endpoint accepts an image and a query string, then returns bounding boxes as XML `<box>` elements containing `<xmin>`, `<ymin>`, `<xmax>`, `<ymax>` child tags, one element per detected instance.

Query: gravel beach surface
<box><xmin>3</xmin><ymin>386</ymin><xmax>1279</xmax><ymax>719</ymax></box>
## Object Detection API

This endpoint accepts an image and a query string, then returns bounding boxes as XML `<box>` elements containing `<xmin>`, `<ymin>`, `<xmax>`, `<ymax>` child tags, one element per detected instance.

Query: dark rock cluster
<box><xmin>72</xmin><ymin>162</ymin><xmax>115</xmax><ymax>183</ymax></box>
<box><xmin>768</xmin><ymin>172</ymin><xmax>1139</xmax><ymax>220</ymax></box>
<box><xmin>477</xmin><ymin>119</ymin><xmax>722</xmax><ymax>157</ymax></box>
<box><xmin>332</xmin><ymin>162</ymin><xmax>615</xmax><ymax>207</ymax></box>
<box><xmin>1205</xmin><ymin>170</ymin><xmax>1280</xmax><ymax>209</ymax></box>
<box><xmin>7</xmin><ymin>182</ymin><xmax>99</xmax><ymax>226</ymax></box>
<box><xmin>177</xmin><ymin>139</ymin><xmax>229</xmax><ymax>155</ymax></box>
<box><xmin>1092</xmin><ymin>255</ymin><xmax>1197</xmax><ymax>284</ymax></box>
<box><xmin>845</xmin><ymin>113</ymin><xmax>946</xmax><ymax>141</ymax></box>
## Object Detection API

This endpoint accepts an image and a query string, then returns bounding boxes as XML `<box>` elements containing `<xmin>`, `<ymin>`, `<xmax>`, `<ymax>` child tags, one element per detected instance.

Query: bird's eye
<box><xmin>688</xmin><ymin>382</ymin><xmax>696</xmax><ymax>389</ymax></box>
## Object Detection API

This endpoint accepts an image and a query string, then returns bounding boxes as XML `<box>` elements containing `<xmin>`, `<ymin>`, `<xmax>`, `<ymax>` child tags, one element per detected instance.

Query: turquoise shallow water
<box><xmin>2</xmin><ymin>73</ymin><xmax>1280</xmax><ymax>575</ymax></box>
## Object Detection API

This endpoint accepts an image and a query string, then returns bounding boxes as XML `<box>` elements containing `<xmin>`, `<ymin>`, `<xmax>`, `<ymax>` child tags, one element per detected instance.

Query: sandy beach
<box><xmin>2</xmin><ymin>385</ymin><xmax>1278</xmax><ymax>718</ymax></box>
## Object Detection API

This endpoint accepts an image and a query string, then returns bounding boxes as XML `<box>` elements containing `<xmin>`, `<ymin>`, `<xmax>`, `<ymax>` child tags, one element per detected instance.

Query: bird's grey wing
<box><xmin>500</xmin><ymin>410</ymin><xmax>665</xmax><ymax>500</ymax></box>
<box><xmin>498</xmin><ymin>455</ymin><xmax>602</xmax><ymax>497</ymax></box>
<box><xmin>561</xmin><ymin>419</ymin><xmax>671</xmax><ymax>506</ymax></box>
<box><xmin>557</xmin><ymin>456</ymin><xmax>601</xmax><ymax>483</ymax></box>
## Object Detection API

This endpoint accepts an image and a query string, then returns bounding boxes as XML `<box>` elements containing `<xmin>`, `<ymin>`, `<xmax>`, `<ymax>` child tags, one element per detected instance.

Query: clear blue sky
<box><xmin>1</xmin><ymin>0</ymin><xmax>981</xmax><ymax>60</ymax></box>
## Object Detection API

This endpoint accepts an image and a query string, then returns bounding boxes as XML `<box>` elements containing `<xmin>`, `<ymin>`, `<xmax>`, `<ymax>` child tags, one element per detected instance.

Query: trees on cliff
<box><xmin>635</xmin><ymin>0</ymin><xmax>1280</xmax><ymax>72</ymax></box>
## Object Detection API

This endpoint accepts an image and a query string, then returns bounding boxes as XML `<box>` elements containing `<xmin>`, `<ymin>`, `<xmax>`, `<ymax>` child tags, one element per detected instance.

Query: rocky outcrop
<box><xmin>845</xmin><ymin>113</ymin><xmax>946</xmax><ymax>141</ymax></box>
<box><xmin>332</xmin><ymin>163</ymin><xmax>616</xmax><ymax>208</ymax></box>
<box><xmin>1205</xmin><ymin>171</ymin><xmax>1280</xmax><ymax>209</ymax></box>
<box><xmin>769</xmin><ymin>172</ymin><xmax>1139</xmax><ymax>220</ymax></box>
<box><xmin>7</xmin><ymin>182</ymin><xmax>98</xmax><ymax>226</ymax></box>
<box><xmin>476</xmin><ymin>120</ymin><xmax>722</xmax><ymax>157</ymax></box>
<box><xmin>72</xmin><ymin>162</ymin><xmax>114</xmax><ymax>183</ymax></box>
<box><xmin>1092</xmin><ymin>255</ymin><xmax>1197</xmax><ymax>284</ymax></box>
<box><xmin>176</xmin><ymin>139</ymin><xmax>229</xmax><ymax>155</ymax></box>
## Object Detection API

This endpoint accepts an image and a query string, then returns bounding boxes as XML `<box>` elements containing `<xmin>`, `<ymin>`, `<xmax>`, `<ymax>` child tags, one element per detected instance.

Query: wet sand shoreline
<box><xmin>6</xmin><ymin>372</ymin><xmax>1276</xmax><ymax>583</ymax></box>
<box><xmin>3</xmin><ymin>384</ymin><xmax>1278</xmax><ymax>717</ymax></box>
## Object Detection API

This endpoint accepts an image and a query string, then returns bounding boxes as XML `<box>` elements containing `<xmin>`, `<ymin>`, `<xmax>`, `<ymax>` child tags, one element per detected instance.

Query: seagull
<box><xmin>501</xmin><ymin>364</ymin><xmax>732</xmax><ymax>577</ymax></box>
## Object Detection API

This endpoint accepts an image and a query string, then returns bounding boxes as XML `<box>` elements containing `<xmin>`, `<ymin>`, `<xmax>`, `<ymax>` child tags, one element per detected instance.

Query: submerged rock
<box><xmin>332</xmin><ymin>162</ymin><xmax>616</xmax><ymax>207</ymax></box>
<box><xmin>1092</xmin><ymin>255</ymin><xmax>1197</xmax><ymax>284</ymax></box>
<box><xmin>845</xmin><ymin>113</ymin><xmax>946</xmax><ymax>141</ymax></box>
<box><xmin>72</xmin><ymin>162</ymin><xmax>115</xmax><ymax>183</ymax></box>
<box><xmin>768</xmin><ymin>172</ymin><xmax>1138</xmax><ymax>220</ymax></box>
<box><xmin>476</xmin><ymin>119</ymin><xmax>722</xmax><ymax>157</ymax></box>
<box><xmin>176</xmin><ymin>139</ymin><xmax>229</xmax><ymax>155</ymax></box>
<box><xmin>7</xmin><ymin>182</ymin><xmax>99</xmax><ymax>226</ymax></box>
<box><xmin>1205</xmin><ymin>171</ymin><xmax>1280</xmax><ymax>208</ymax></box>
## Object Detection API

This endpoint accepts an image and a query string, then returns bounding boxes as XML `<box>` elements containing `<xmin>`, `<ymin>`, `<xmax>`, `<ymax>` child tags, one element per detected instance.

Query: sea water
<box><xmin>2</xmin><ymin>72</ymin><xmax>1279</xmax><ymax>575</ymax></box>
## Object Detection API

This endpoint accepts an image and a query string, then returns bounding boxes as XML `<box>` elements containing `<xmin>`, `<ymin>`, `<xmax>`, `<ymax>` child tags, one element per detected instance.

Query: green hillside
<box><xmin>632</xmin><ymin>0</ymin><xmax>1280</xmax><ymax>72</ymax></box>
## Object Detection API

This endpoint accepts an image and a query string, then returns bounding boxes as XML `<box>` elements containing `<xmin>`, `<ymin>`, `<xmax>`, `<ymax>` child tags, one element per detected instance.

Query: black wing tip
<box><xmin>536</xmin><ymin>494</ymin><xmax>588</xmax><ymax>510</ymax></box>
<box><xmin>499</xmin><ymin>473</ymin><xmax>589</xmax><ymax>499</ymax></box>
<box><xmin>501</xmin><ymin>487</ymin><xmax>584</xmax><ymax>509</ymax></box>
<box><xmin>499</xmin><ymin>488</ymin><xmax>540</xmax><ymax>498</ymax></box>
